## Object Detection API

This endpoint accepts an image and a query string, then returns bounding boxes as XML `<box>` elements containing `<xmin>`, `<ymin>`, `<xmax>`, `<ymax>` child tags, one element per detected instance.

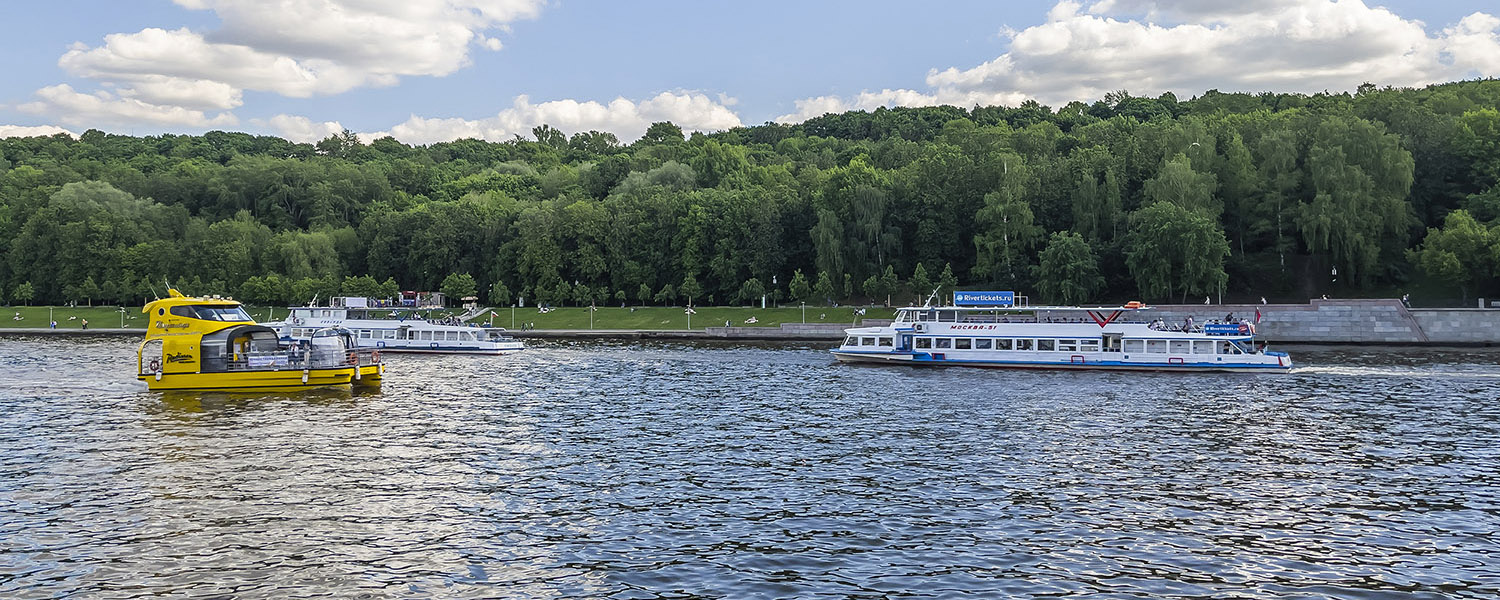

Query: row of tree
<box><xmin>4</xmin><ymin>80</ymin><xmax>1500</xmax><ymax>307</ymax></box>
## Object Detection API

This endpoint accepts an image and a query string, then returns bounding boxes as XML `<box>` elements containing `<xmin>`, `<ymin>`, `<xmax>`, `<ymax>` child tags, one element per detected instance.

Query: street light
<box><xmin>801</xmin><ymin>301</ymin><xmax>805</xmax><ymax>323</ymax></box>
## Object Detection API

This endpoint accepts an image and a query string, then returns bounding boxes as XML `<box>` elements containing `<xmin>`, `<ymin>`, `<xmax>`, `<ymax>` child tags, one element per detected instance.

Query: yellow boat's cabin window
<box><xmin>168</xmin><ymin>304</ymin><xmax>253</xmax><ymax>322</ymax></box>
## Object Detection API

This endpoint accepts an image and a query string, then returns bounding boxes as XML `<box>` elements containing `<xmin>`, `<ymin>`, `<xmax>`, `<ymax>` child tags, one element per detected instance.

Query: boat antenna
<box><xmin>306</xmin><ymin>293</ymin><xmax>318</xmax><ymax>307</ymax></box>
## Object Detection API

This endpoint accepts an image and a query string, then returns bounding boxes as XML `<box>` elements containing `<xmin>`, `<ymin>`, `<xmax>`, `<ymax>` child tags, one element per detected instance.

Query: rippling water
<box><xmin>1</xmin><ymin>336</ymin><xmax>1497</xmax><ymax>599</ymax></box>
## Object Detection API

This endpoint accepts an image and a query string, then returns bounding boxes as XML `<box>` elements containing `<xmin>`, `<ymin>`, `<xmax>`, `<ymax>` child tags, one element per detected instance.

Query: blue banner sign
<box><xmin>953</xmin><ymin>291</ymin><xmax>1015</xmax><ymax>307</ymax></box>
<box><xmin>1204</xmin><ymin>323</ymin><xmax>1248</xmax><ymax>335</ymax></box>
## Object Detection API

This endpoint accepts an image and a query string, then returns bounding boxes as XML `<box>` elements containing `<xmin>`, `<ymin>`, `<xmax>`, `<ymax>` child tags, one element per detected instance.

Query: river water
<box><xmin>1</xmin><ymin>336</ymin><xmax>1497</xmax><ymax>599</ymax></box>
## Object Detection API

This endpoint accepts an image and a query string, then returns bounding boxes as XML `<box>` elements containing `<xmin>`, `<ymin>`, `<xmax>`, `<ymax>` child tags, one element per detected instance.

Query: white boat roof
<box><xmin>897</xmin><ymin>304</ymin><xmax>1151</xmax><ymax>311</ymax></box>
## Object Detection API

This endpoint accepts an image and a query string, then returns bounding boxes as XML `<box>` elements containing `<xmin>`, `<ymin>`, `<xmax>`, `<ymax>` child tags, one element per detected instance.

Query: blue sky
<box><xmin>1</xmin><ymin>1</ymin><xmax>1497</xmax><ymax>144</ymax></box>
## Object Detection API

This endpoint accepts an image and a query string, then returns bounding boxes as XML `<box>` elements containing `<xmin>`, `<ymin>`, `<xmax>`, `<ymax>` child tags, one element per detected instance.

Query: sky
<box><xmin>0</xmin><ymin>0</ymin><xmax>1497</xmax><ymax>145</ymax></box>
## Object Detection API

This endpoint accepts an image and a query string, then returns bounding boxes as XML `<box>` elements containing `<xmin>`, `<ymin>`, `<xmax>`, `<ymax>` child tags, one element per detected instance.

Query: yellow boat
<box><xmin>136</xmin><ymin>289</ymin><xmax>384</xmax><ymax>391</ymax></box>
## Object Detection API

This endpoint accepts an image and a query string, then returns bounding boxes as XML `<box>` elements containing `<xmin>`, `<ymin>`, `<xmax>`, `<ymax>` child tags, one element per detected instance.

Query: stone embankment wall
<box><xmin>1101</xmin><ymin>299</ymin><xmax>1499</xmax><ymax>345</ymax></box>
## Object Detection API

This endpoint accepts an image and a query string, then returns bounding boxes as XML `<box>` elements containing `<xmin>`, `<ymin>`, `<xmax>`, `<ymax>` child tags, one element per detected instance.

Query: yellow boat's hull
<box><xmin>138</xmin><ymin>368</ymin><xmax>355</xmax><ymax>391</ymax></box>
<box><xmin>353</xmin><ymin>364</ymin><xmax>384</xmax><ymax>387</ymax></box>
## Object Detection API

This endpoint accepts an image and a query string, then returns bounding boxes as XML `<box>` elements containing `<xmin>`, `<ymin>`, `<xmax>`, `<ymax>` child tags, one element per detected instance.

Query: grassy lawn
<box><xmin>1</xmin><ymin>305</ymin><xmax>146</xmax><ymax>328</ymax></box>
<box><xmin>0</xmin><ymin>304</ymin><xmax>889</xmax><ymax>330</ymax></box>
<box><xmin>466</xmin><ymin>305</ymin><xmax>879</xmax><ymax>330</ymax></box>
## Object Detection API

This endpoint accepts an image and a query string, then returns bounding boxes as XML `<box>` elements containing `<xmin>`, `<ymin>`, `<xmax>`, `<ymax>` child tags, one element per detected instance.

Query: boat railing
<box><xmin>223</xmin><ymin>348</ymin><xmax>357</xmax><ymax>371</ymax></box>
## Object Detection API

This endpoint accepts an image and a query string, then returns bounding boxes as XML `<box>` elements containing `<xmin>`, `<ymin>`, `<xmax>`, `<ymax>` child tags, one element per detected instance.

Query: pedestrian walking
<box><xmin>81</xmin><ymin>318</ymin><xmax>88</xmax><ymax>330</ymax></box>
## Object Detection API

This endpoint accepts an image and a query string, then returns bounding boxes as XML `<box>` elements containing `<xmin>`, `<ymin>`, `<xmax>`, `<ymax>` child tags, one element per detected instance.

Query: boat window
<box><xmin>955</xmin><ymin>338</ymin><xmax>972</xmax><ymax>349</ymax></box>
<box><xmin>895</xmin><ymin>310</ymin><xmax>911</xmax><ymax>323</ymax></box>
<box><xmin>844</xmin><ymin>336</ymin><xmax>857</xmax><ymax>346</ymax></box>
<box><xmin>1079</xmin><ymin>339</ymin><xmax>1101</xmax><ymax>352</ymax></box>
<box><xmin>1057</xmin><ymin>339</ymin><xmax>1078</xmax><ymax>352</ymax></box>
<box><xmin>1016</xmin><ymin>339</ymin><xmax>1034</xmax><ymax>351</ymax></box>
<box><xmin>939</xmin><ymin>311</ymin><xmax>958</xmax><ymax>322</ymax></box>
<box><xmin>1220</xmin><ymin>342</ymin><xmax>1239</xmax><ymax>354</ymax></box>
<box><xmin>996</xmin><ymin>339</ymin><xmax>1013</xmax><ymax>351</ymax></box>
<box><xmin>1037</xmin><ymin>339</ymin><xmax>1055</xmax><ymax>351</ymax></box>
<box><xmin>1193</xmin><ymin>341</ymin><xmax>1214</xmax><ymax>354</ymax></box>
<box><xmin>1124</xmin><ymin>339</ymin><xmax>1144</xmax><ymax>353</ymax></box>
<box><xmin>1170</xmin><ymin>340</ymin><xmax>1190</xmax><ymax>354</ymax></box>
<box><xmin>878</xmin><ymin>337</ymin><xmax>893</xmax><ymax>347</ymax></box>
<box><xmin>383</xmin><ymin>330</ymin><xmax>396</xmax><ymax>339</ymax></box>
<box><xmin>975</xmin><ymin>339</ymin><xmax>992</xmax><ymax>350</ymax></box>
<box><xmin>418</xmin><ymin>331</ymin><xmax>430</xmax><ymax>341</ymax></box>
<box><xmin>359</xmin><ymin>330</ymin><xmax>371</xmax><ymax>339</ymax></box>
<box><xmin>1147</xmin><ymin>340</ymin><xmax>1167</xmax><ymax>353</ymax></box>
<box><xmin>935</xmin><ymin>338</ymin><xmax>952</xmax><ymax>349</ymax></box>
<box><xmin>915</xmin><ymin>338</ymin><xmax>932</xmax><ymax>349</ymax></box>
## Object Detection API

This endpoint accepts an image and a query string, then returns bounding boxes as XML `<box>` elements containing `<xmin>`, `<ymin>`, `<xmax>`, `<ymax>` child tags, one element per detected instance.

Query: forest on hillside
<box><xmin>3</xmin><ymin>81</ymin><xmax>1500</xmax><ymax>309</ymax></box>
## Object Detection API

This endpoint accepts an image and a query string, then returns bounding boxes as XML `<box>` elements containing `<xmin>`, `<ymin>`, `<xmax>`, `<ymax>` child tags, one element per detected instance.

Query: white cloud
<box><xmin>369</xmin><ymin>92</ymin><xmax>744</xmax><ymax>145</ymax></box>
<box><xmin>19</xmin><ymin>84</ymin><xmax>237</xmax><ymax>129</ymax></box>
<box><xmin>115</xmin><ymin>76</ymin><xmax>244</xmax><ymax>111</ymax></box>
<box><xmin>1444</xmin><ymin>12</ymin><xmax>1500</xmax><ymax>74</ymax></box>
<box><xmin>253</xmin><ymin>114</ymin><xmax>346</xmax><ymax>144</ymax></box>
<box><xmin>60</xmin><ymin>27</ymin><xmax>377</xmax><ymax>98</ymax></box>
<box><xmin>778</xmin><ymin>0</ymin><xmax>1500</xmax><ymax>123</ymax></box>
<box><xmin>0</xmin><ymin>124</ymin><xmax>76</xmax><ymax>138</ymax></box>
<box><xmin>25</xmin><ymin>0</ymin><xmax>545</xmax><ymax>130</ymax></box>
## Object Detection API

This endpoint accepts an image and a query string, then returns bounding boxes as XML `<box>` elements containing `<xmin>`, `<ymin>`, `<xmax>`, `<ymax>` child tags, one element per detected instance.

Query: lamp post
<box><xmin>801</xmin><ymin>301</ymin><xmax>805</xmax><ymax>323</ymax></box>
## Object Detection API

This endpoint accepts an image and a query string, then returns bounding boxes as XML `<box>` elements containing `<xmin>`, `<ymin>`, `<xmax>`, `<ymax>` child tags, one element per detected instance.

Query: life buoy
<box><xmin>371</xmin><ymin>350</ymin><xmax>381</xmax><ymax>362</ymax></box>
<box><xmin>147</xmin><ymin>358</ymin><xmax>161</xmax><ymax>372</ymax></box>
<box><xmin>347</xmin><ymin>351</ymin><xmax>358</xmax><ymax>365</ymax></box>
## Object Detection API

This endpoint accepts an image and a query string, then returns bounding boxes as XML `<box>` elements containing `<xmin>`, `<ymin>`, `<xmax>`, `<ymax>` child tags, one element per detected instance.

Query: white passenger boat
<box><xmin>264</xmin><ymin>297</ymin><xmax>524</xmax><ymax>355</ymax></box>
<box><xmin>833</xmin><ymin>291</ymin><xmax>1291</xmax><ymax>373</ymax></box>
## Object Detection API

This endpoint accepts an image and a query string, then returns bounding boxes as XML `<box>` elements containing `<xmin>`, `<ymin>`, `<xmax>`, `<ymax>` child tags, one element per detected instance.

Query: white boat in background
<box><xmin>833</xmin><ymin>291</ymin><xmax>1291</xmax><ymax>373</ymax></box>
<box><xmin>264</xmin><ymin>297</ymin><xmax>524</xmax><ymax>355</ymax></box>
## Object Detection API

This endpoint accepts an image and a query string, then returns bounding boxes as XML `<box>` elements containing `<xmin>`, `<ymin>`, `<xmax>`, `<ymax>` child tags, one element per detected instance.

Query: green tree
<box><xmin>489</xmin><ymin>282</ymin><xmax>513</xmax><ymax>306</ymax></box>
<box><xmin>789</xmin><ymin>269</ymin><xmax>812</xmax><ymax>303</ymax></box>
<box><xmin>14</xmin><ymin>281</ymin><xmax>34</xmax><ymax>306</ymax></box>
<box><xmin>738</xmin><ymin>277</ymin><xmax>764</xmax><ymax>305</ymax></box>
<box><xmin>813</xmin><ymin>271</ymin><xmax>835</xmax><ymax>305</ymax></box>
<box><xmin>1144</xmin><ymin>153</ymin><xmax>1220</xmax><ymax>216</ymax></box>
<box><xmin>637</xmin><ymin>283</ymin><xmax>653</xmax><ymax>306</ymax></box>
<box><xmin>440</xmin><ymin>273</ymin><xmax>478</xmax><ymax>305</ymax></box>
<box><xmin>654</xmin><ymin>283</ymin><xmax>677</xmax><ymax>306</ymax></box>
<box><xmin>680</xmin><ymin>274</ymin><xmax>703</xmax><ymax>306</ymax></box>
<box><xmin>1407</xmin><ymin>209</ymin><xmax>1495</xmax><ymax>302</ymax></box>
<box><xmin>909</xmin><ymin>263</ymin><xmax>934</xmax><ymax>304</ymax></box>
<box><xmin>938</xmin><ymin>263</ymin><xmax>958</xmax><ymax>298</ymax></box>
<box><xmin>973</xmin><ymin>189</ymin><xmax>1043</xmax><ymax>285</ymax></box>
<box><xmin>861</xmin><ymin>274</ymin><xmax>882</xmax><ymax>303</ymax></box>
<box><xmin>78</xmin><ymin>276</ymin><xmax>100</xmax><ymax>307</ymax></box>
<box><xmin>880</xmin><ymin>265</ymin><xmax>899</xmax><ymax>306</ymax></box>
<box><xmin>1035</xmin><ymin>231</ymin><xmax>1104</xmax><ymax>305</ymax></box>
<box><xmin>1125</xmin><ymin>203</ymin><xmax>1230</xmax><ymax>303</ymax></box>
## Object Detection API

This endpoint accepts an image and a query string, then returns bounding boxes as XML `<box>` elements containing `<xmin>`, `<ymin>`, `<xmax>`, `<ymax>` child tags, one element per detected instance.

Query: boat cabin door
<box><xmin>139</xmin><ymin>339</ymin><xmax>164</xmax><ymax>375</ymax></box>
<box><xmin>1103</xmin><ymin>333</ymin><xmax>1122</xmax><ymax>352</ymax></box>
<box><xmin>897</xmin><ymin>334</ymin><xmax>912</xmax><ymax>351</ymax></box>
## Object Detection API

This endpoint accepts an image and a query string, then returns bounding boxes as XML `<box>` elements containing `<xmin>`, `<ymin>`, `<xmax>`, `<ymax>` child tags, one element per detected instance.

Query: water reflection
<box><xmin>0</xmin><ymin>338</ymin><xmax>1497</xmax><ymax>598</ymax></box>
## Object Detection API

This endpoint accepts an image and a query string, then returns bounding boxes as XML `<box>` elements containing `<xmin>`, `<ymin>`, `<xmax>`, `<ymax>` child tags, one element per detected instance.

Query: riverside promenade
<box><xmin>4</xmin><ymin>299</ymin><xmax>1498</xmax><ymax>344</ymax></box>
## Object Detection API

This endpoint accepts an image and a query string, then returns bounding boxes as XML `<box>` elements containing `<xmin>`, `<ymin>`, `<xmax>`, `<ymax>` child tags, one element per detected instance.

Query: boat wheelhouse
<box><xmin>264</xmin><ymin>296</ymin><xmax>524</xmax><ymax>355</ymax></box>
<box><xmin>832</xmin><ymin>291</ymin><xmax>1291</xmax><ymax>373</ymax></box>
